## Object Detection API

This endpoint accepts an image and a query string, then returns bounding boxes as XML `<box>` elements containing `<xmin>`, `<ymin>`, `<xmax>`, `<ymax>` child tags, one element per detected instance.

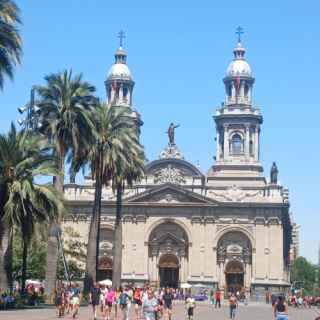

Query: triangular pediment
<box><xmin>150</xmin><ymin>231</ymin><xmax>186</xmax><ymax>246</ymax></box>
<box><xmin>125</xmin><ymin>183</ymin><xmax>219</xmax><ymax>205</ymax></box>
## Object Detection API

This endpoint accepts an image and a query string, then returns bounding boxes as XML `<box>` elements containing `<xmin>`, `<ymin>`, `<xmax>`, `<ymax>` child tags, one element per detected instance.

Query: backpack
<box><xmin>119</xmin><ymin>292</ymin><xmax>127</xmax><ymax>305</ymax></box>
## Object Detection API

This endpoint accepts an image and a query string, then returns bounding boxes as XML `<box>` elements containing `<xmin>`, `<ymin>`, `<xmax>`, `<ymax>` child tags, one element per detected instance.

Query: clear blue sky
<box><xmin>1</xmin><ymin>1</ymin><xmax>319</xmax><ymax>263</ymax></box>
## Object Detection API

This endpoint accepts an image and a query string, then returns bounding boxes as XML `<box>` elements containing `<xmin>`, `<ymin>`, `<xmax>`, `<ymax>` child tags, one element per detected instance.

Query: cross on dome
<box><xmin>118</xmin><ymin>30</ymin><xmax>126</xmax><ymax>48</ymax></box>
<box><xmin>235</xmin><ymin>26</ymin><xmax>244</xmax><ymax>43</ymax></box>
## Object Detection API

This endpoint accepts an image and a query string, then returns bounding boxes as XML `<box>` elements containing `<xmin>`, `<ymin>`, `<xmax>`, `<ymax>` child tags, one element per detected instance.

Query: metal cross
<box><xmin>236</xmin><ymin>26</ymin><xmax>244</xmax><ymax>42</ymax></box>
<box><xmin>118</xmin><ymin>30</ymin><xmax>126</xmax><ymax>47</ymax></box>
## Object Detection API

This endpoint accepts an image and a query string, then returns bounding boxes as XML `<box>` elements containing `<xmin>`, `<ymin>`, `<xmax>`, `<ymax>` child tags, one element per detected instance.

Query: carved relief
<box><xmin>148</xmin><ymin>222</ymin><xmax>188</xmax><ymax>258</ymax></box>
<box><xmin>154</xmin><ymin>164</ymin><xmax>186</xmax><ymax>185</ymax></box>
<box><xmin>208</xmin><ymin>185</ymin><xmax>262</xmax><ymax>202</ymax></box>
<box><xmin>217</xmin><ymin>231</ymin><xmax>252</xmax><ymax>264</ymax></box>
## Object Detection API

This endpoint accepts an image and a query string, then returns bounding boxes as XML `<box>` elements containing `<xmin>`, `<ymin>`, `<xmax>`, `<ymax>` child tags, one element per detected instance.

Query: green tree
<box><xmin>74</xmin><ymin>102</ymin><xmax>144</xmax><ymax>290</ymax></box>
<box><xmin>290</xmin><ymin>256</ymin><xmax>319</xmax><ymax>294</ymax></box>
<box><xmin>12</xmin><ymin>229</ymin><xmax>47</xmax><ymax>281</ymax></box>
<box><xmin>111</xmin><ymin>140</ymin><xmax>145</xmax><ymax>288</ymax></box>
<box><xmin>0</xmin><ymin>124</ymin><xmax>63</xmax><ymax>291</ymax></box>
<box><xmin>57</xmin><ymin>226</ymin><xmax>87</xmax><ymax>280</ymax></box>
<box><xmin>36</xmin><ymin>70</ymin><xmax>96</xmax><ymax>296</ymax></box>
<box><xmin>0</xmin><ymin>0</ymin><xmax>22</xmax><ymax>89</ymax></box>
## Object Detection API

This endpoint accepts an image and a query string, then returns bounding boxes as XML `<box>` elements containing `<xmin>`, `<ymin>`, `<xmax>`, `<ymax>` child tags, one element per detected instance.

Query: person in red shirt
<box><xmin>215</xmin><ymin>290</ymin><xmax>221</xmax><ymax>308</ymax></box>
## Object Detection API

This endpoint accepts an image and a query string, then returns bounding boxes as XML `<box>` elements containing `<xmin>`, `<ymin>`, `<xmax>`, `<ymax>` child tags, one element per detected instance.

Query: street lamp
<box><xmin>51</xmin><ymin>225</ymin><xmax>70</xmax><ymax>282</ymax></box>
<box><xmin>17</xmin><ymin>86</ymin><xmax>40</xmax><ymax>130</ymax></box>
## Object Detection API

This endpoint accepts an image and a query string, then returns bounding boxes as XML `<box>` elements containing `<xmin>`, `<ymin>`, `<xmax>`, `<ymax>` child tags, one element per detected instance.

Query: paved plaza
<box><xmin>0</xmin><ymin>302</ymin><xmax>318</xmax><ymax>320</ymax></box>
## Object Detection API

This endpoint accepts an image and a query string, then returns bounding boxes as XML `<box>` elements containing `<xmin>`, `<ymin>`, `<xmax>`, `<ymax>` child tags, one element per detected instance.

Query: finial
<box><xmin>118</xmin><ymin>30</ymin><xmax>126</xmax><ymax>48</ymax></box>
<box><xmin>235</xmin><ymin>26</ymin><xmax>244</xmax><ymax>43</ymax></box>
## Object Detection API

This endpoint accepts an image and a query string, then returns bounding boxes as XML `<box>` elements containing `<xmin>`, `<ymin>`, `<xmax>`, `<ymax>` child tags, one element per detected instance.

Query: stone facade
<box><xmin>62</xmin><ymin>37</ymin><xmax>292</xmax><ymax>299</ymax></box>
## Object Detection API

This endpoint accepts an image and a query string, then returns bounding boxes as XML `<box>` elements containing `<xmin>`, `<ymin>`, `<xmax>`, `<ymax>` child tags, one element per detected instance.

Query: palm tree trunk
<box><xmin>45</xmin><ymin>155</ymin><xmax>64</xmax><ymax>301</ymax></box>
<box><xmin>0</xmin><ymin>222</ymin><xmax>9</xmax><ymax>290</ymax></box>
<box><xmin>21</xmin><ymin>234</ymin><xmax>28</xmax><ymax>293</ymax></box>
<box><xmin>112</xmin><ymin>185</ymin><xmax>123</xmax><ymax>288</ymax></box>
<box><xmin>84</xmin><ymin>149</ymin><xmax>103</xmax><ymax>292</ymax></box>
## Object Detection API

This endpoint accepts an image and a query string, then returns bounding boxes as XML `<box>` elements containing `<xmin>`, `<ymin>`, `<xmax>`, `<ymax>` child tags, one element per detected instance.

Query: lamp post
<box><xmin>51</xmin><ymin>225</ymin><xmax>70</xmax><ymax>282</ymax></box>
<box><xmin>17</xmin><ymin>86</ymin><xmax>40</xmax><ymax>130</ymax></box>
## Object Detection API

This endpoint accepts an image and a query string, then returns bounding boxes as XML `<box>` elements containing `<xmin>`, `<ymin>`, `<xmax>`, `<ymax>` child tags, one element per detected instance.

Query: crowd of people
<box><xmin>54</xmin><ymin>283</ymin><xmax>196</xmax><ymax>320</ymax></box>
<box><xmin>0</xmin><ymin>282</ymin><xmax>45</xmax><ymax>310</ymax></box>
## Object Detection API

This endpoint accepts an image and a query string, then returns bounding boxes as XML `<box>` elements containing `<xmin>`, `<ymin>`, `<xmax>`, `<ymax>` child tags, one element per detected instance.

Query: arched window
<box><xmin>244</xmin><ymin>83</ymin><xmax>249</xmax><ymax>97</ymax></box>
<box><xmin>231</xmin><ymin>134</ymin><xmax>243</xmax><ymax>154</ymax></box>
<box><xmin>227</xmin><ymin>84</ymin><xmax>232</xmax><ymax>97</ymax></box>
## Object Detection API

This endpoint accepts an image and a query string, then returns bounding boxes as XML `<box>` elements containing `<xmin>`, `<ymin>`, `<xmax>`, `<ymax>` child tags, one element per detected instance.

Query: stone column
<box><xmin>223</xmin><ymin>125</ymin><xmax>229</xmax><ymax>160</ymax></box>
<box><xmin>245</xmin><ymin>263</ymin><xmax>251</xmax><ymax>289</ymax></box>
<box><xmin>119</xmin><ymin>83</ymin><xmax>123</xmax><ymax>102</ymax></box>
<box><xmin>245</xmin><ymin>125</ymin><xmax>250</xmax><ymax>160</ymax></box>
<box><xmin>216</xmin><ymin>127</ymin><xmax>220</xmax><ymax>161</ymax></box>
<box><xmin>254</xmin><ymin>126</ymin><xmax>259</xmax><ymax>161</ymax></box>
<box><xmin>127</xmin><ymin>87</ymin><xmax>131</xmax><ymax>106</ymax></box>
<box><xmin>219</xmin><ymin>262</ymin><xmax>224</xmax><ymax>290</ymax></box>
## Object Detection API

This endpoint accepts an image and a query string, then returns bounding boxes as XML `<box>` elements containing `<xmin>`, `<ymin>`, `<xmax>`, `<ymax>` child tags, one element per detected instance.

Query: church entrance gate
<box><xmin>159</xmin><ymin>254</ymin><xmax>179</xmax><ymax>288</ymax></box>
<box><xmin>148</xmin><ymin>222</ymin><xmax>189</xmax><ymax>286</ymax></box>
<box><xmin>225</xmin><ymin>260</ymin><xmax>244</xmax><ymax>294</ymax></box>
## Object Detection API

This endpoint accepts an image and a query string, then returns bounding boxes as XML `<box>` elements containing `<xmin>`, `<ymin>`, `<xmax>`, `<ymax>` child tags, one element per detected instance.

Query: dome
<box><xmin>226</xmin><ymin>59</ymin><xmax>252</xmax><ymax>77</ymax></box>
<box><xmin>107</xmin><ymin>63</ymin><xmax>132</xmax><ymax>81</ymax></box>
<box><xmin>225</xmin><ymin>41</ymin><xmax>252</xmax><ymax>77</ymax></box>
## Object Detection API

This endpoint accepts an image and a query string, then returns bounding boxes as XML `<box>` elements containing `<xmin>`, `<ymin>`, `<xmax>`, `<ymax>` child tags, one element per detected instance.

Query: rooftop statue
<box><xmin>270</xmin><ymin>162</ymin><xmax>279</xmax><ymax>184</ymax></box>
<box><xmin>167</xmin><ymin>122</ymin><xmax>180</xmax><ymax>145</ymax></box>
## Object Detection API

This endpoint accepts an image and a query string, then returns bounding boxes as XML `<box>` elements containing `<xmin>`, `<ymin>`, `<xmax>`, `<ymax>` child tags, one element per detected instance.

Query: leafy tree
<box><xmin>36</xmin><ymin>70</ymin><xmax>96</xmax><ymax>296</ymax></box>
<box><xmin>57</xmin><ymin>226</ymin><xmax>87</xmax><ymax>280</ymax></box>
<box><xmin>111</xmin><ymin>138</ymin><xmax>145</xmax><ymax>288</ymax></box>
<box><xmin>290</xmin><ymin>256</ymin><xmax>320</xmax><ymax>295</ymax></box>
<box><xmin>72</xmin><ymin>102</ymin><xmax>144</xmax><ymax>290</ymax></box>
<box><xmin>0</xmin><ymin>0</ymin><xmax>22</xmax><ymax>89</ymax></box>
<box><xmin>12</xmin><ymin>230</ymin><xmax>47</xmax><ymax>281</ymax></box>
<box><xmin>0</xmin><ymin>124</ymin><xmax>63</xmax><ymax>291</ymax></box>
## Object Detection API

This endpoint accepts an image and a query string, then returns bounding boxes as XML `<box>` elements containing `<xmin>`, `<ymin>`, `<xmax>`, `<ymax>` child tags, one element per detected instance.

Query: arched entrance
<box><xmin>148</xmin><ymin>222</ymin><xmax>189</xmax><ymax>286</ymax></box>
<box><xmin>225</xmin><ymin>260</ymin><xmax>244</xmax><ymax>294</ymax></box>
<box><xmin>159</xmin><ymin>254</ymin><xmax>179</xmax><ymax>288</ymax></box>
<box><xmin>98</xmin><ymin>256</ymin><xmax>113</xmax><ymax>281</ymax></box>
<box><xmin>216</xmin><ymin>230</ymin><xmax>252</xmax><ymax>294</ymax></box>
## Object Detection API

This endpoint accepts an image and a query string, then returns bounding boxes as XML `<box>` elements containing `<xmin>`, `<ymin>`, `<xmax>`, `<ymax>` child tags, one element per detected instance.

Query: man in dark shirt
<box><xmin>162</xmin><ymin>287</ymin><xmax>174</xmax><ymax>320</ymax></box>
<box><xmin>89</xmin><ymin>282</ymin><xmax>101</xmax><ymax>320</ymax></box>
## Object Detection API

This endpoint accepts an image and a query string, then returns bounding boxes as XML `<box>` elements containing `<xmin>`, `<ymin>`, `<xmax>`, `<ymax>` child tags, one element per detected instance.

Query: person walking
<box><xmin>70</xmin><ymin>283</ymin><xmax>81</xmax><ymax>319</ymax></box>
<box><xmin>185</xmin><ymin>294</ymin><xmax>196</xmax><ymax>320</ymax></box>
<box><xmin>215</xmin><ymin>289</ymin><xmax>221</xmax><ymax>308</ymax></box>
<box><xmin>114</xmin><ymin>287</ymin><xmax>121</xmax><ymax>319</ymax></box>
<box><xmin>162</xmin><ymin>287</ymin><xmax>174</xmax><ymax>320</ymax></box>
<box><xmin>228</xmin><ymin>293</ymin><xmax>238</xmax><ymax>320</ymax></box>
<box><xmin>273</xmin><ymin>295</ymin><xmax>289</xmax><ymax>320</ymax></box>
<box><xmin>142</xmin><ymin>289</ymin><xmax>159</xmax><ymax>320</ymax></box>
<box><xmin>89</xmin><ymin>282</ymin><xmax>101</xmax><ymax>320</ymax></box>
<box><xmin>133</xmin><ymin>287</ymin><xmax>142</xmax><ymax>320</ymax></box>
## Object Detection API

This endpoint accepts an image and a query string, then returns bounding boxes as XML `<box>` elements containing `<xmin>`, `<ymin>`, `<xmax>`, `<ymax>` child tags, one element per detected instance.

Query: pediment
<box><xmin>150</xmin><ymin>232</ymin><xmax>186</xmax><ymax>246</ymax></box>
<box><xmin>125</xmin><ymin>183</ymin><xmax>219</xmax><ymax>205</ymax></box>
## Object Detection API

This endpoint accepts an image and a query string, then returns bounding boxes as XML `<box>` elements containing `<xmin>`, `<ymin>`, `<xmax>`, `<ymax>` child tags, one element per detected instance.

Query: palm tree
<box><xmin>0</xmin><ymin>124</ymin><xmax>64</xmax><ymax>291</ymax></box>
<box><xmin>111</xmin><ymin>145</ymin><xmax>145</xmax><ymax>288</ymax></box>
<box><xmin>76</xmin><ymin>102</ymin><xmax>144</xmax><ymax>290</ymax></box>
<box><xmin>36</xmin><ymin>70</ymin><xmax>96</xmax><ymax>296</ymax></box>
<box><xmin>0</xmin><ymin>0</ymin><xmax>22</xmax><ymax>89</ymax></box>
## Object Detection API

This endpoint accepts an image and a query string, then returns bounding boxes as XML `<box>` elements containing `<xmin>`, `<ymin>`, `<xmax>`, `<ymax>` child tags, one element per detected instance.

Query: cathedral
<box><xmin>63</xmin><ymin>33</ymin><xmax>292</xmax><ymax>300</ymax></box>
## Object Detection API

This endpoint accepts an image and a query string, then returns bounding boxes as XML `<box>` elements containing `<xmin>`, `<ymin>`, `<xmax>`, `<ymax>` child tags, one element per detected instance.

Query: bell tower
<box><xmin>105</xmin><ymin>31</ymin><xmax>143</xmax><ymax>129</ymax></box>
<box><xmin>209</xmin><ymin>28</ymin><xmax>263</xmax><ymax>181</ymax></box>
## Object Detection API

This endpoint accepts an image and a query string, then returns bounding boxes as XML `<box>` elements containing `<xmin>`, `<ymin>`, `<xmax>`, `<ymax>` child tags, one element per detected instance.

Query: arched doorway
<box><xmin>159</xmin><ymin>254</ymin><xmax>179</xmax><ymax>288</ymax></box>
<box><xmin>148</xmin><ymin>222</ymin><xmax>189</xmax><ymax>286</ymax></box>
<box><xmin>98</xmin><ymin>227</ymin><xmax>113</xmax><ymax>281</ymax></box>
<box><xmin>98</xmin><ymin>256</ymin><xmax>113</xmax><ymax>281</ymax></box>
<box><xmin>216</xmin><ymin>230</ymin><xmax>252</xmax><ymax>293</ymax></box>
<box><xmin>225</xmin><ymin>260</ymin><xmax>244</xmax><ymax>294</ymax></box>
